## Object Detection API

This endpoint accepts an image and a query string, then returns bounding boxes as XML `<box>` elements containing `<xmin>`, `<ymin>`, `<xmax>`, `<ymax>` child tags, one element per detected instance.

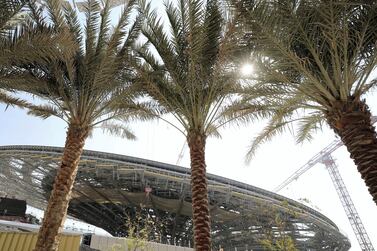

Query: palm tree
<box><xmin>4</xmin><ymin>0</ymin><xmax>150</xmax><ymax>250</ymax></box>
<box><xmin>134</xmin><ymin>1</ymin><xmax>243</xmax><ymax>250</ymax></box>
<box><xmin>235</xmin><ymin>0</ymin><xmax>377</xmax><ymax>203</ymax></box>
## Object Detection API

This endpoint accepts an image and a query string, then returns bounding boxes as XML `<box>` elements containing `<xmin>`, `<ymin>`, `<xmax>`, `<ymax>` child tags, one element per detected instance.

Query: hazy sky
<box><xmin>1</xmin><ymin>1</ymin><xmax>377</xmax><ymax>250</ymax></box>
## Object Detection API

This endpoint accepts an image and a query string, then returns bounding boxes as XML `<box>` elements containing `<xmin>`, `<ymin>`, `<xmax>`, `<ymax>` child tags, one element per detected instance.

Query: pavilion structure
<box><xmin>0</xmin><ymin>145</ymin><xmax>351</xmax><ymax>250</ymax></box>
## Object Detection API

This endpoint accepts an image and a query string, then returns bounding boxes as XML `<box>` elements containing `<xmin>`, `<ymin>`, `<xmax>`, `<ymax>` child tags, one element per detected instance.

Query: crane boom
<box><xmin>273</xmin><ymin>116</ymin><xmax>377</xmax><ymax>192</ymax></box>
<box><xmin>176</xmin><ymin>142</ymin><xmax>187</xmax><ymax>165</ymax></box>
<box><xmin>273</xmin><ymin>116</ymin><xmax>377</xmax><ymax>251</ymax></box>
<box><xmin>273</xmin><ymin>139</ymin><xmax>342</xmax><ymax>192</ymax></box>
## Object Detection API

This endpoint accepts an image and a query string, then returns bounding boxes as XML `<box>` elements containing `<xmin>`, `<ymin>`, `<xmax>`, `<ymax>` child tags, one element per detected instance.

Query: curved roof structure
<box><xmin>0</xmin><ymin>145</ymin><xmax>350</xmax><ymax>250</ymax></box>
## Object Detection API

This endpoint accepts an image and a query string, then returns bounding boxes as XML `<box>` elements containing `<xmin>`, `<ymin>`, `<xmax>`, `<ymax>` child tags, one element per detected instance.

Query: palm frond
<box><xmin>242</xmin><ymin>91</ymin><xmax>313</xmax><ymax>160</ymax></box>
<box><xmin>1</xmin><ymin>0</ymin><xmax>150</xmax><ymax>132</ymax></box>
<box><xmin>238</xmin><ymin>0</ymin><xmax>377</xmax><ymax>103</ymax></box>
<box><xmin>108</xmin><ymin>0</ymin><xmax>137</xmax><ymax>52</ymax></box>
<box><xmin>121</xmin><ymin>3</ymin><xmax>143</xmax><ymax>51</ymax></box>
<box><xmin>164</xmin><ymin>0</ymin><xmax>187</xmax><ymax>74</ymax></box>
<box><xmin>27</xmin><ymin>0</ymin><xmax>45</xmax><ymax>27</ymax></box>
<box><xmin>0</xmin><ymin>25</ymin><xmax>77</xmax><ymax>65</ymax></box>
<box><xmin>100</xmin><ymin>121</ymin><xmax>136</xmax><ymax>140</ymax></box>
<box><xmin>295</xmin><ymin>112</ymin><xmax>324</xmax><ymax>144</ymax></box>
<box><xmin>135</xmin><ymin>42</ymin><xmax>163</xmax><ymax>71</ymax></box>
<box><xmin>95</xmin><ymin>0</ymin><xmax>111</xmax><ymax>56</ymax></box>
<box><xmin>187</xmin><ymin>0</ymin><xmax>204</xmax><ymax>59</ymax></box>
<box><xmin>0</xmin><ymin>69</ymin><xmax>50</xmax><ymax>92</ymax></box>
<box><xmin>246</xmin><ymin>118</ymin><xmax>292</xmax><ymax>163</ymax></box>
<box><xmin>89</xmin><ymin>0</ymin><xmax>140</xmax><ymax>92</ymax></box>
<box><xmin>220</xmin><ymin>99</ymin><xmax>276</xmax><ymax>127</ymax></box>
<box><xmin>45</xmin><ymin>0</ymin><xmax>66</xmax><ymax>29</ymax></box>
<box><xmin>137</xmin><ymin>0</ymin><xmax>239</xmax><ymax>137</ymax></box>
<box><xmin>84</xmin><ymin>0</ymin><xmax>101</xmax><ymax>64</ymax></box>
<box><xmin>63</xmin><ymin>3</ymin><xmax>83</xmax><ymax>54</ymax></box>
<box><xmin>26</xmin><ymin>103</ymin><xmax>63</xmax><ymax>119</ymax></box>
<box><xmin>206</xmin><ymin>124</ymin><xmax>221</xmax><ymax>138</ymax></box>
<box><xmin>200</xmin><ymin>0</ymin><xmax>223</xmax><ymax>77</ymax></box>
<box><xmin>0</xmin><ymin>0</ymin><xmax>26</xmax><ymax>32</ymax></box>
<box><xmin>233</xmin><ymin>0</ymin><xmax>377</xmax><ymax>160</ymax></box>
<box><xmin>141</xmin><ymin>4</ymin><xmax>179</xmax><ymax>81</ymax></box>
<box><xmin>0</xmin><ymin>90</ymin><xmax>29</xmax><ymax>108</ymax></box>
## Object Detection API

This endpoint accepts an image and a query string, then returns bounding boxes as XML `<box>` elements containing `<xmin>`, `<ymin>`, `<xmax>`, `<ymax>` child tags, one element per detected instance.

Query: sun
<box><xmin>240</xmin><ymin>63</ymin><xmax>254</xmax><ymax>76</ymax></box>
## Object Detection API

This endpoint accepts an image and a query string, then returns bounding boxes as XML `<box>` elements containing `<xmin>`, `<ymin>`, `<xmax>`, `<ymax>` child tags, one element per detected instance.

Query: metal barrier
<box><xmin>88</xmin><ymin>235</ymin><xmax>193</xmax><ymax>251</ymax></box>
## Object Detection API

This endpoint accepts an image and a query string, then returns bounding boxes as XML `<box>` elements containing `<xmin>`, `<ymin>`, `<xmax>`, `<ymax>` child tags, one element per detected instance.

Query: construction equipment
<box><xmin>274</xmin><ymin>116</ymin><xmax>377</xmax><ymax>251</ymax></box>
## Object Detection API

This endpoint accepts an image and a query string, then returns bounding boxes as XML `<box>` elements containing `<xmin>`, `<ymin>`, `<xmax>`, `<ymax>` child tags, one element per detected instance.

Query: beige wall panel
<box><xmin>0</xmin><ymin>232</ymin><xmax>81</xmax><ymax>251</ymax></box>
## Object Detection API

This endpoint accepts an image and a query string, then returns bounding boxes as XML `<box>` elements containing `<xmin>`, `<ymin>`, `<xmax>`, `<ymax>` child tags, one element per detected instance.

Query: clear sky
<box><xmin>1</xmin><ymin>1</ymin><xmax>377</xmax><ymax>250</ymax></box>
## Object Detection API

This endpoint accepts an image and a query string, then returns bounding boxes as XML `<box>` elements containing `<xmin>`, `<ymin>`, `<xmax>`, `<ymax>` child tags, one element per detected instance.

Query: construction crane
<box><xmin>274</xmin><ymin>116</ymin><xmax>377</xmax><ymax>251</ymax></box>
<box><xmin>176</xmin><ymin>142</ymin><xmax>187</xmax><ymax>165</ymax></box>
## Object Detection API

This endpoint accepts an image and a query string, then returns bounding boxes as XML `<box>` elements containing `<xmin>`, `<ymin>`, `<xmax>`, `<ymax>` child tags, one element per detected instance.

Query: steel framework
<box><xmin>322</xmin><ymin>155</ymin><xmax>374</xmax><ymax>251</ymax></box>
<box><xmin>0</xmin><ymin>145</ymin><xmax>350</xmax><ymax>250</ymax></box>
<box><xmin>274</xmin><ymin>116</ymin><xmax>377</xmax><ymax>251</ymax></box>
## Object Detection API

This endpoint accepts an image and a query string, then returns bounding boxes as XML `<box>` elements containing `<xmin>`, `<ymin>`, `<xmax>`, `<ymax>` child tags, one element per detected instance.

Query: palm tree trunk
<box><xmin>34</xmin><ymin>123</ymin><xmax>89</xmax><ymax>251</ymax></box>
<box><xmin>187</xmin><ymin>133</ymin><xmax>211</xmax><ymax>251</ymax></box>
<box><xmin>327</xmin><ymin>99</ymin><xmax>377</xmax><ymax>205</ymax></box>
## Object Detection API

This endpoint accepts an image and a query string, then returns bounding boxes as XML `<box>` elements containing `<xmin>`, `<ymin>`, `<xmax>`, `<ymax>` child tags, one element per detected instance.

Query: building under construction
<box><xmin>0</xmin><ymin>145</ymin><xmax>351</xmax><ymax>250</ymax></box>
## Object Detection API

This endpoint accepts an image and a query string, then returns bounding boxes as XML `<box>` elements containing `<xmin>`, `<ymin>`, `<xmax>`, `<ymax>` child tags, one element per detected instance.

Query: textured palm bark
<box><xmin>34</xmin><ymin>124</ymin><xmax>89</xmax><ymax>251</ymax></box>
<box><xmin>327</xmin><ymin>99</ymin><xmax>377</xmax><ymax>205</ymax></box>
<box><xmin>187</xmin><ymin>133</ymin><xmax>211</xmax><ymax>251</ymax></box>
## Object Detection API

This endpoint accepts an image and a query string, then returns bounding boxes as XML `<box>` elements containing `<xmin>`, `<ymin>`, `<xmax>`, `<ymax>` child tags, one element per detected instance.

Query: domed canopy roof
<box><xmin>0</xmin><ymin>145</ymin><xmax>350</xmax><ymax>250</ymax></box>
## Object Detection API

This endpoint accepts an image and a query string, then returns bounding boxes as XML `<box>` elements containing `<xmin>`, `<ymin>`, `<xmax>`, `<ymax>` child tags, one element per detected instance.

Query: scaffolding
<box><xmin>0</xmin><ymin>145</ymin><xmax>350</xmax><ymax>250</ymax></box>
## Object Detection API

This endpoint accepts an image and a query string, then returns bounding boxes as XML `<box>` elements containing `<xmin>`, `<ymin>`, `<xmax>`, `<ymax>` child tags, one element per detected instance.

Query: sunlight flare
<box><xmin>241</xmin><ymin>63</ymin><xmax>254</xmax><ymax>76</ymax></box>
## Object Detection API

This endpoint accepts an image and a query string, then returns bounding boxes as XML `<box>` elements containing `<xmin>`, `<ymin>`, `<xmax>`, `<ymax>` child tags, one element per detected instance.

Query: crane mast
<box><xmin>274</xmin><ymin>116</ymin><xmax>377</xmax><ymax>250</ymax></box>
<box><xmin>322</xmin><ymin>155</ymin><xmax>374</xmax><ymax>251</ymax></box>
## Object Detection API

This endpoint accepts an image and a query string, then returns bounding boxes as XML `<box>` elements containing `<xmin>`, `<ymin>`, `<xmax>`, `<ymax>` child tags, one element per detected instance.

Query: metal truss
<box><xmin>274</xmin><ymin>116</ymin><xmax>377</xmax><ymax>193</ymax></box>
<box><xmin>322</xmin><ymin>155</ymin><xmax>374</xmax><ymax>251</ymax></box>
<box><xmin>0</xmin><ymin>145</ymin><xmax>351</xmax><ymax>250</ymax></box>
<box><xmin>274</xmin><ymin>116</ymin><xmax>377</xmax><ymax>251</ymax></box>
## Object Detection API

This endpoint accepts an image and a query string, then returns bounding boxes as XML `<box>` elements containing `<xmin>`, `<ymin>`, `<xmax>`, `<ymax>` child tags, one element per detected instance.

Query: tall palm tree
<box><xmin>235</xmin><ymin>0</ymin><xmax>377</xmax><ymax>203</ymax></box>
<box><xmin>135</xmin><ymin>1</ymin><xmax>242</xmax><ymax>250</ymax></box>
<box><xmin>4</xmin><ymin>0</ymin><xmax>150</xmax><ymax>250</ymax></box>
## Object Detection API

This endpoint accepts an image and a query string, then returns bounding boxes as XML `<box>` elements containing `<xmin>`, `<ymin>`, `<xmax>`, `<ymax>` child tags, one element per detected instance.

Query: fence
<box><xmin>88</xmin><ymin>235</ymin><xmax>193</xmax><ymax>251</ymax></box>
